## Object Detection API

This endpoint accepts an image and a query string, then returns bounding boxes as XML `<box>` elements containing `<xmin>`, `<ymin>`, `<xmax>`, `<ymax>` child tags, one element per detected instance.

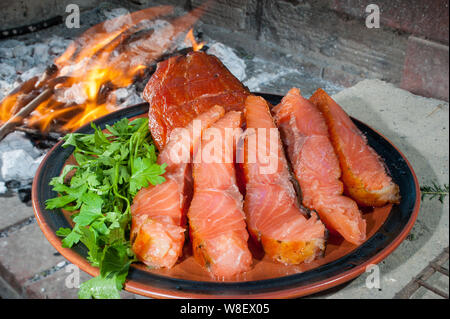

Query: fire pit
<box><xmin>0</xmin><ymin>0</ymin><xmax>448</xmax><ymax>301</ymax></box>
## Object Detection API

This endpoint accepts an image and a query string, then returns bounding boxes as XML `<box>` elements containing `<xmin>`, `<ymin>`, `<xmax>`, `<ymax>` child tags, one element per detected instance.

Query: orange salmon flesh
<box><xmin>131</xmin><ymin>105</ymin><xmax>225</xmax><ymax>269</ymax></box>
<box><xmin>310</xmin><ymin>89</ymin><xmax>400</xmax><ymax>207</ymax></box>
<box><xmin>242</xmin><ymin>95</ymin><xmax>327</xmax><ymax>265</ymax></box>
<box><xmin>188</xmin><ymin>111</ymin><xmax>253</xmax><ymax>278</ymax></box>
<box><xmin>274</xmin><ymin>88</ymin><xmax>366</xmax><ymax>245</ymax></box>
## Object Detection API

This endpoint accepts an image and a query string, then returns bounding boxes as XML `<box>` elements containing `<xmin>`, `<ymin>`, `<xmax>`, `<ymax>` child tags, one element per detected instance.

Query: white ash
<box><xmin>55</xmin><ymin>83</ymin><xmax>88</xmax><ymax>105</ymax></box>
<box><xmin>244</xmin><ymin>67</ymin><xmax>291</xmax><ymax>92</ymax></box>
<box><xmin>58</xmin><ymin>57</ymin><xmax>90</xmax><ymax>77</ymax></box>
<box><xmin>0</xmin><ymin>132</ymin><xmax>41</xmax><ymax>158</ymax></box>
<box><xmin>207</xmin><ymin>43</ymin><xmax>246</xmax><ymax>81</ymax></box>
<box><xmin>242</xmin><ymin>57</ymin><xmax>343</xmax><ymax>96</ymax></box>
<box><xmin>204</xmin><ymin>41</ymin><xmax>342</xmax><ymax>97</ymax></box>
<box><xmin>0</xmin><ymin>63</ymin><xmax>16</xmax><ymax>82</ymax></box>
<box><xmin>102</xmin><ymin>7</ymin><xmax>132</xmax><ymax>21</ymax></box>
<box><xmin>116</xmin><ymin>19</ymin><xmax>178</xmax><ymax>63</ymax></box>
<box><xmin>0</xmin><ymin>181</ymin><xmax>6</xmax><ymax>194</ymax></box>
<box><xmin>0</xmin><ymin>80</ymin><xmax>10</xmax><ymax>98</ymax></box>
<box><xmin>48</xmin><ymin>37</ymin><xmax>72</xmax><ymax>51</ymax></box>
<box><xmin>12</xmin><ymin>44</ymin><xmax>32</xmax><ymax>58</ymax></box>
<box><xmin>112</xmin><ymin>87</ymin><xmax>130</xmax><ymax>102</ymax></box>
<box><xmin>32</xmin><ymin>43</ymin><xmax>50</xmax><ymax>64</ymax></box>
<box><xmin>103</xmin><ymin>9</ymin><xmax>133</xmax><ymax>33</ymax></box>
<box><xmin>1</xmin><ymin>150</ymin><xmax>44</xmax><ymax>182</ymax></box>
<box><xmin>0</xmin><ymin>35</ymin><xmax>70</xmax><ymax>97</ymax></box>
<box><xmin>147</xmin><ymin>20</ymin><xmax>175</xmax><ymax>50</ymax></box>
<box><xmin>0</xmin><ymin>80</ymin><xmax>10</xmax><ymax>101</ymax></box>
<box><xmin>111</xmin><ymin>86</ymin><xmax>144</xmax><ymax>106</ymax></box>
<box><xmin>0</xmin><ymin>47</ymin><xmax>13</xmax><ymax>59</ymax></box>
<box><xmin>118</xmin><ymin>91</ymin><xmax>144</xmax><ymax>108</ymax></box>
<box><xmin>18</xmin><ymin>65</ymin><xmax>46</xmax><ymax>83</ymax></box>
<box><xmin>0</xmin><ymin>132</ymin><xmax>44</xmax><ymax>184</ymax></box>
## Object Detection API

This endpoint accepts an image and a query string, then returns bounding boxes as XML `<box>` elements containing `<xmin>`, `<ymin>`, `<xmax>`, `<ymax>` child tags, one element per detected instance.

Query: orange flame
<box><xmin>0</xmin><ymin>93</ymin><xmax>19</xmax><ymax>122</ymax></box>
<box><xmin>0</xmin><ymin>3</ymin><xmax>209</xmax><ymax>133</ymax></box>
<box><xmin>185</xmin><ymin>29</ymin><xmax>205</xmax><ymax>51</ymax></box>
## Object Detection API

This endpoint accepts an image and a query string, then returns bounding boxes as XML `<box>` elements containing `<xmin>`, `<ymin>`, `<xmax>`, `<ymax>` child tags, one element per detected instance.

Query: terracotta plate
<box><xmin>32</xmin><ymin>93</ymin><xmax>420</xmax><ymax>298</ymax></box>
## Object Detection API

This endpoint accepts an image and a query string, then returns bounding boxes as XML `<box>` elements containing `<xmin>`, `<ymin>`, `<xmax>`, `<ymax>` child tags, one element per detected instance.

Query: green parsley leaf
<box><xmin>78</xmin><ymin>276</ymin><xmax>121</xmax><ymax>299</ymax></box>
<box><xmin>61</xmin><ymin>224</ymin><xmax>82</xmax><ymax>248</ymax></box>
<box><xmin>45</xmin><ymin>195</ymin><xmax>76</xmax><ymax>209</ymax></box>
<box><xmin>55</xmin><ymin>227</ymin><xmax>72</xmax><ymax>237</ymax></box>
<box><xmin>130</xmin><ymin>158</ymin><xmax>166</xmax><ymax>195</ymax></box>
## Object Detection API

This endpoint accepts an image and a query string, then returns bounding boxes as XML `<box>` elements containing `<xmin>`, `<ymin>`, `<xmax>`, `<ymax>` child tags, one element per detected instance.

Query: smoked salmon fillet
<box><xmin>143</xmin><ymin>51</ymin><xmax>250</xmax><ymax>150</ymax></box>
<box><xmin>131</xmin><ymin>105</ymin><xmax>225</xmax><ymax>268</ymax></box>
<box><xmin>273</xmin><ymin>88</ymin><xmax>366</xmax><ymax>245</ymax></box>
<box><xmin>310</xmin><ymin>89</ymin><xmax>400</xmax><ymax>207</ymax></box>
<box><xmin>188</xmin><ymin>111</ymin><xmax>252</xmax><ymax>278</ymax></box>
<box><xmin>242</xmin><ymin>95</ymin><xmax>327</xmax><ymax>265</ymax></box>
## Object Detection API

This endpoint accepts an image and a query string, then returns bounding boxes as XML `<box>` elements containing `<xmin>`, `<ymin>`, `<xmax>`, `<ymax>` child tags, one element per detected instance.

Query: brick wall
<box><xmin>133</xmin><ymin>0</ymin><xmax>449</xmax><ymax>100</ymax></box>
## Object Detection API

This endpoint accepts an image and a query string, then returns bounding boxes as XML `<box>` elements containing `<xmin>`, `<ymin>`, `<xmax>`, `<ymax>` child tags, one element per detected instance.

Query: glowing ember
<box><xmin>0</xmin><ymin>3</ymin><xmax>208</xmax><ymax>134</ymax></box>
<box><xmin>185</xmin><ymin>29</ymin><xmax>205</xmax><ymax>51</ymax></box>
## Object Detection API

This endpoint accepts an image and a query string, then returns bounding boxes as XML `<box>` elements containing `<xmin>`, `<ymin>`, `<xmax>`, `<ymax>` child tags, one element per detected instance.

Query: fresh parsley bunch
<box><xmin>45</xmin><ymin>117</ymin><xmax>166</xmax><ymax>299</ymax></box>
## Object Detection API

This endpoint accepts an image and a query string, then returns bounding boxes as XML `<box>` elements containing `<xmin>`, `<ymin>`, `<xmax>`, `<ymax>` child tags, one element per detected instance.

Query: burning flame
<box><xmin>0</xmin><ymin>93</ymin><xmax>19</xmax><ymax>122</ymax></box>
<box><xmin>0</xmin><ymin>3</ymin><xmax>209</xmax><ymax>134</ymax></box>
<box><xmin>185</xmin><ymin>29</ymin><xmax>205</xmax><ymax>51</ymax></box>
<box><xmin>27</xmin><ymin>57</ymin><xmax>149</xmax><ymax>132</ymax></box>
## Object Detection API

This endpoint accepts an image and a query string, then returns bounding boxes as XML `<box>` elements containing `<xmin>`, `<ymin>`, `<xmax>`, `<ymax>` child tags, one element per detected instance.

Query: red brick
<box><xmin>401</xmin><ymin>36</ymin><xmax>449</xmax><ymax>101</ymax></box>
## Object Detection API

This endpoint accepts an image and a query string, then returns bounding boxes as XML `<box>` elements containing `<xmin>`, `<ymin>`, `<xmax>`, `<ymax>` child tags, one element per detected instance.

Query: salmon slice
<box><xmin>242</xmin><ymin>95</ymin><xmax>327</xmax><ymax>265</ymax></box>
<box><xmin>310</xmin><ymin>88</ymin><xmax>400</xmax><ymax>207</ymax></box>
<box><xmin>131</xmin><ymin>105</ymin><xmax>225</xmax><ymax>268</ymax></box>
<box><xmin>188</xmin><ymin>111</ymin><xmax>252</xmax><ymax>278</ymax></box>
<box><xmin>273</xmin><ymin>88</ymin><xmax>366</xmax><ymax>245</ymax></box>
<box><xmin>143</xmin><ymin>51</ymin><xmax>250</xmax><ymax>150</ymax></box>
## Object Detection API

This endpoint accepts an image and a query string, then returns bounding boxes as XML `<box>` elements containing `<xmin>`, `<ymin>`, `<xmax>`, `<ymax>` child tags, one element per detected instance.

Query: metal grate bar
<box><xmin>431</xmin><ymin>263</ymin><xmax>449</xmax><ymax>276</ymax></box>
<box><xmin>416</xmin><ymin>279</ymin><xmax>449</xmax><ymax>299</ymax></box>
<box><xmin>394</xmin><ymin>247</ymin><xmax>449</xmax><ymax>299</ymax></box>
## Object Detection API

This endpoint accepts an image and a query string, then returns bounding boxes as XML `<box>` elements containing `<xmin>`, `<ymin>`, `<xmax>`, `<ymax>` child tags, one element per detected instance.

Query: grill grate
<box><xmin>394</xmin><ymin>247</ymin><xmax>449</xmax><ymax>299</ymax></box>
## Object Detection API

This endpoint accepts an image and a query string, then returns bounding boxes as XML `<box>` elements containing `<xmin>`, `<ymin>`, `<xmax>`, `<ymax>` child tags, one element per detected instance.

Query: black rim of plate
<box><xmin>34</xmin><ymin>93</ymin><xmax>418</xmax><ymax>296</ymax></box>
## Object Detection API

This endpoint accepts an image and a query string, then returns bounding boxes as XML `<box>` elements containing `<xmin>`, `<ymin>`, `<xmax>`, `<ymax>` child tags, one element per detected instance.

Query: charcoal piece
<box><xmin>5</xmin><ymin>180</ymin><xmax>20</xmax><ymax>189</ymax></box>
<box><xmin>18</xmin><ymin>186</ymin><xmax>32</xmax><ymax>203</ymax></box>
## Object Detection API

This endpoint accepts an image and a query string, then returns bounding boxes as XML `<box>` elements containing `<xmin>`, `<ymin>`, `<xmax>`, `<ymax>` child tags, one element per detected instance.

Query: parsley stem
<box><xmin>113</xmin><ymin>162</ymin><xmax>130</xmax><ymax>215</ymax></box>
